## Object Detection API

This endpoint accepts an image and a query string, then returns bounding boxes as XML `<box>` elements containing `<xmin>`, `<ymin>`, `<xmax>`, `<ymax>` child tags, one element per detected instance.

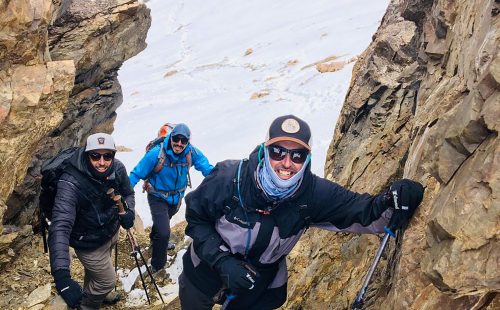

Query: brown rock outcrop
<box><xmin>0</xmin><ymin>0</ymin><xmax>150</xmax><ymax>269</ymax></box>
<box><xmin>286</xmin><ymin>0</ymin><xmax>499</xmax><ymax>309</ymax></box>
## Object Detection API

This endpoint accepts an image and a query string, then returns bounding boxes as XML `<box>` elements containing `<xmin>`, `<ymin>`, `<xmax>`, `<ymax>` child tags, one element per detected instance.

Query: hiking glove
<box><xmin>119</xmin><ymin>211</ymin><xmax>135</xmax><ymax>229</ymax></box>
<box><xmin>214</xmin><ymin>256</ymin><xmax>259</xmax><ymax>291</ymax></box>
<box><xmin>53</xmin><ymin>269</ymin><xmax>83</xmax><ymax>308</ymax></box>
<box><xmin>387</xmin><ymin>179</ymin><xmax>424</xmax><ymax>231</ymax></box>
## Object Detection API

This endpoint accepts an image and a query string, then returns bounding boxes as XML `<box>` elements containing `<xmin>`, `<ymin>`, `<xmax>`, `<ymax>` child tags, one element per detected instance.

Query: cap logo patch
<box><xmin>281</xmin><ymin>118</ymin><xmax>300</xmax><ymax>133</ymax></box>
<box><xmin>98</xmin><ymin>137</ymin><xmax>105</xmax><ymax>144</ymax></box>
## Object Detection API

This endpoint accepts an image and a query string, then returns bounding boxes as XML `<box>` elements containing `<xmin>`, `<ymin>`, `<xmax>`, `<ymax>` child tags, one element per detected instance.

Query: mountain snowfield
<box><xmin>113</xmin><ymin>0</ymin><xmax>389</xmax><ymax>305</ymax></box>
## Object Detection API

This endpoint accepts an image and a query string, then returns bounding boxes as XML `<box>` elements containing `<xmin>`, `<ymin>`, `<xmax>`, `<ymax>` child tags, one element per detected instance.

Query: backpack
<box><xmin>143</xmin><ymin>124</ymin><xmax>193</xmax><ymax>191</ymax></box>
<box><xmin>38</xmin><ymin>147</ymin><xmax>79</xmax><ymax>252</ymax></box>
<box><xmin>145</xmin><ymin>123</ymin><xmax>176</xmax><ymax>151</ymax></box>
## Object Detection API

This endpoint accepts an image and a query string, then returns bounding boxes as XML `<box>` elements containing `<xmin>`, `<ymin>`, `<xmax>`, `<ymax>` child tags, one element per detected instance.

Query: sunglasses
<box><xmin>268</xmin><ymin>145</ymin><xmax>309</xmax><ymax>164</ymax></box>
<box><xmin>88</xmin><ymin>152</ymin><xmax>114</xmax><ymax>162</ymax></box>
<box><xmin>172</xmin><ymin>135</ymin><xmax>189</xmax><ymax>145</ymax></box>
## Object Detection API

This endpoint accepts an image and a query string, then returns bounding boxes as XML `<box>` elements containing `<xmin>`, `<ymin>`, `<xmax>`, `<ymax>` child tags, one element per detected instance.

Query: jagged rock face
<box><xmin>286</xmin><ymin>0</ymin><xmax>499</xmax><ymax>309</ymax></box>
<box><xmin>0</xmin><ymin>0</ymin><xmax>76</xmax><ymax>232</ymax></box>
<box><xmin>0</xmin><ymin>0</ymin><xmax>150</xmax><ymax>267</ymax></box>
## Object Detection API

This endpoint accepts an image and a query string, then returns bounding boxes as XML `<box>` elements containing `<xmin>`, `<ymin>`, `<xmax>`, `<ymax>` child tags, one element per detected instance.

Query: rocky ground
<box><xmin>0</xmin><ymin>221</ymin><xmax>188</xmax><ymax>309</ymax></box>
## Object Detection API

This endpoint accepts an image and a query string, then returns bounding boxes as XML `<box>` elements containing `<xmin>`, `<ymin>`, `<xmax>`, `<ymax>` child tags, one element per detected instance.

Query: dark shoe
<box><xmin>167</xmin><ymin>241</ymin><xmax>175</xmax><ymax>250</ymax></box>
<box><xmin>102</xmin><ymin>291</ymin><xmax>121</xmax><ymax>305</ymax></box>
<box><xmin>144</xmin><ymin>258</ymin><xmax>162</xmax><ymax>276</ymax></box>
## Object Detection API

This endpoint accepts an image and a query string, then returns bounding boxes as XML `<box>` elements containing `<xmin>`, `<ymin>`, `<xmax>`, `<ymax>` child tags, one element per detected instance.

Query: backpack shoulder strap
<box><xmin>186</xmin><ymin>149</ymin><xmax>192</xmax><ymax>167</ymax></box>
<box><xmin>222</xmin><ymin>159</ymin><xmax>247</xmax><ymax>214</ymax></box>
<box><xmin>297</xmin><ymin>182</ymin><xmax>314</xmax><ymax>229</ymax></box>
<box><xmin>153</xmin><ymin>142</ymin><xmax>166</xmax><ymax>173</ymax></box>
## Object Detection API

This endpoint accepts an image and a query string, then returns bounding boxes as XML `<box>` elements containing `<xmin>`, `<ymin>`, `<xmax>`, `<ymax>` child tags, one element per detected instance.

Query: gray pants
<box><xmin>75</xmin><ymin>232</ymin><xmax>118</xmax><ymax>309</ymax></box>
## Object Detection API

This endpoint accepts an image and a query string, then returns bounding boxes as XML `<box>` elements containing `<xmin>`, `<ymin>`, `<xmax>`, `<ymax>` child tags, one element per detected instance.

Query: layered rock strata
<box><xmin>0</xmin><ymin>0</ymin><xmax>150</xmax><ymax>267</ymax></box>
<box><xmin>286</xmin><ymin>0</ymin><xmax>499</xmax><ymax>309</ymax></box>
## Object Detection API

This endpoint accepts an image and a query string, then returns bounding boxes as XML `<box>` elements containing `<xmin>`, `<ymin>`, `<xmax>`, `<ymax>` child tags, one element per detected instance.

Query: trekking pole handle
<box><xmin>107</xmin><ymin>188</ymin><xmax>139</xmax><ymax>250</ymax></box>
<box><xmin>107</xmin><ymin>188</ymin><xmax>126</xmax><ymax>215</ymax></box>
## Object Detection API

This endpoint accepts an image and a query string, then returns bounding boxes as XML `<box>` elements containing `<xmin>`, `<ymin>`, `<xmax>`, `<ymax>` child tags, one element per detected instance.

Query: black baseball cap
<box><xmin>264</xmin><ymin>115</ymin><xmax>312</xmax><ymax>151</ymax></box>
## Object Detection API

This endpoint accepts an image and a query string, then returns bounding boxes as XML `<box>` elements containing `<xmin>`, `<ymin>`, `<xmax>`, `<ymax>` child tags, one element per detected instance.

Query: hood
<box><xmin>69</xmin><ymin>147</ymin><xmax>117</xmax><ymax>182</ymax></box>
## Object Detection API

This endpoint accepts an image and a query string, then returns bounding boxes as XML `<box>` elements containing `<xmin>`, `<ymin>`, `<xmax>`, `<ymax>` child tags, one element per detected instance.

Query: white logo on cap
<box><xmin>281</xmin><ymin>118</ymin><xmax>300</xmax><ymax>133</ymax></box>
<box><xmin>98</xmin><ymin>137</ymin><xmax>105</xmax><ymax>144</ymax></box>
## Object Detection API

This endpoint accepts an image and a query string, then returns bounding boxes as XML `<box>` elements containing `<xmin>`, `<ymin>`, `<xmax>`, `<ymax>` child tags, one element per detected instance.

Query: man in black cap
<box><xmin>178</xmin><ymin>115</ymin><xmax>425</xmax><ymax>309</ymax></box>
<box><xmin>48</xmin><ymin>133</ymin><xmax>135</xmax><ymax>309</ymax></box>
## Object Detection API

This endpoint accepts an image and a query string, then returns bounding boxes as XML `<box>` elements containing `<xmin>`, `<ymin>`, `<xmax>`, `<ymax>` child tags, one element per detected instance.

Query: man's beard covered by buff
<box><xmin>257</xmin><ymin>147</ymin><xmax>310</xmax><ymax>199</ymax></box>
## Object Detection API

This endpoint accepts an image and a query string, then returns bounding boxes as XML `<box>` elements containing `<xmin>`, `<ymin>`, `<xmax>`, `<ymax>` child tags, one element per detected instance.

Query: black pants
<box><xmin>178</xmin><ymin>271</ymin><xmax>283</xmax><ymax>310</ymax></box>
<box><xmin>179</xmin><ymin>272</ymin><xmax>215</xmax><ymax>310</ymax></box>
<box><xmin>148</xmin><ymin>194</ymin><xmax>179</xmax><ymax>270</ymax></box>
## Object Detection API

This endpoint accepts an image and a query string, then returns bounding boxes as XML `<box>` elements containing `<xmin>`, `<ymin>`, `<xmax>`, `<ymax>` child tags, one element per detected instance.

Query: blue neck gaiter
<box><xmin>257</xmin><ymin>147</ymin><xmax>310</xmax><ymax>199</ymax></box>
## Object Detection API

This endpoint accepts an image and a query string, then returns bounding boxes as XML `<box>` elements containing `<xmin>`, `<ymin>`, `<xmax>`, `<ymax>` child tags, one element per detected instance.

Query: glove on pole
<box><xmin>107</xmin><ymin>189</ymin><xmax>165</xmax><ymax>304</ymax></box>
<box><xmin>213</xmin><ymin>258</ymin><xmax>259</xmax><ymax>309</ymax></box>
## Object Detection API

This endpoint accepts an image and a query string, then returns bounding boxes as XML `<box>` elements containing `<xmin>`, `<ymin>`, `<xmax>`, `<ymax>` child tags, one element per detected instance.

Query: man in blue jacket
<box><xmin>179</xmin><ymin>115</ymin><xmax>424</xmax><ymax>309</ymax></box>
<box><xmin>129</xmin><ymin>123</ymin><xmax>213</xmax><ymax>272</ymax></box>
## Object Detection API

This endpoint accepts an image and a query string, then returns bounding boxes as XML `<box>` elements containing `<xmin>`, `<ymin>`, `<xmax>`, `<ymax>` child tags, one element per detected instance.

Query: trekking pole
<box><xmin>39</xmin><ymin>210</ymin><xmax>49</xmax><ymax>253</ymax></box>
<box><xmin>213</xmin><ymin>287</ymin><xmax>236</xmax><ymax>310</ymax></box>
<box><xmin>351</xmin><ymin>189</ymin><xmax>400</xmax><ymax>310</ymax></box>
<box><xmin>114</xmin><ymin>242</ymin><xmax>118</xmax><ymax>291</ymax></box>
<box><xmin>107</xmin><ymin>189</ymin><xmax>165</xmax><ymax>304</ymax></box>
<box><xmin>351</xmin><ymin>230</ymin><xmax>392</xmax><ymax>310</ymax></box>
<box><xmin>221</xmin><ymin>292</ymin><xmax>237</xmax><ymax>310</ymax></box>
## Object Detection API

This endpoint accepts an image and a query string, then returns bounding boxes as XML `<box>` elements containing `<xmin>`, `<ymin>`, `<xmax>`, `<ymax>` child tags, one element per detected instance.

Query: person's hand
<box><xmin>53</xmin><ymin>269</ymin><xmax>82</xmax><ymax>308</ymax></box>
<box><xmin>119</xmin><ymin>211</ymin><xmax>135</xmax><ymax>229</ymax></box>
<box><xmin>214</xmin><ymin>256</ymin><xmax>259</xmax><ymax>291</ymax></box>
<box><xmin>387</xmin><ymin>179</ymin><xmax>424</xmax><ymax>232</ymax></box>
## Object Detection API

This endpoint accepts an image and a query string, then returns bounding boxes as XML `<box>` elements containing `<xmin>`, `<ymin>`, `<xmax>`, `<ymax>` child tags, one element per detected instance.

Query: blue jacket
<box><xmin>129</xmin><ymin>135</ymin><xmax>213</xmax><ymax>205</ymax></box>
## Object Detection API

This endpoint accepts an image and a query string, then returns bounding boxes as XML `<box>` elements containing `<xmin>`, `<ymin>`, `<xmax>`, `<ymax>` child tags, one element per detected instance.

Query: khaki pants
<box><xmin>75</xmin><ymin>232</ymin><xmax>118</xmax><ymax>309</ymax></box>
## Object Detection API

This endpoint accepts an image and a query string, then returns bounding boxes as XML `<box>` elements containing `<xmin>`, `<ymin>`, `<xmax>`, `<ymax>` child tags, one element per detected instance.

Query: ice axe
<box><xmin>107</xmin><ymin>188</ymin><xmax>165</xmax><ymax>305</ymax></box>
<box><xmin>351</xmin><ymin>189</ymin><xmax>401</xmax><ymax>310</ymax></box>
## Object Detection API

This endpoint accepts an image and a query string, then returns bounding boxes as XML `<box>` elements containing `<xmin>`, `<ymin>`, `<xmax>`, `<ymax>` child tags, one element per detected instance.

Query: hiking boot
<box><xmin>167</xmin><ymin>241</ymin><xmax>175</xmax><ymax>251</ymax></box>
<box><xmin>102</xmin><ymin>291</ymin><xmax>121</xmax><ymax>305</ymax></box>
<box><xmin>144</xmin><ymin>258</ymin><xmax>161</xmax><ymax>276</ymax></box>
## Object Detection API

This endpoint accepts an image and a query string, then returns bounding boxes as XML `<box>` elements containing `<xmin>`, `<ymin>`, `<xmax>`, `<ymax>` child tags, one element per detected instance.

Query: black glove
<box><xmin>214</xmin><ymin>256</ymin><xmax>259</xmax><ymax>291</ymax></box>
<box><xmin>387</xmin><ymin>179</ymin><xmax>424</xmax><ymax>232</ymax></box>
<box><xmin>119</xmin><ymin>211</ymin><xmax>135</xmax><ymax>229</ymax></box>
<box><xmin>53</xmin><ymin>269</ymin><xmax>82</xmax><ymax>308</ymax></box>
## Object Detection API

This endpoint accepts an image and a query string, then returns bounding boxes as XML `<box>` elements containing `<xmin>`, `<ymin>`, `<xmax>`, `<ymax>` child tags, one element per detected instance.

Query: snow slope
<box><xmin>113</xmin><ymin>0</ymin><xmax>388</xmax><ymax>303</ymax></box>
<box><xmin>114</xmin><ymin>0</ymin><xmax>388</xmax><ymax>228</ymax></box>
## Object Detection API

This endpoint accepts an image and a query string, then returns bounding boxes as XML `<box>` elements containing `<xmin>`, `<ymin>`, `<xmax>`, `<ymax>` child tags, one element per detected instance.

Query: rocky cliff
<box><xmin>0</xmin><ymin>0</ymin><xmax>150</xmax><ymax>270</ymax></box>
<box><xmin>1</xmin><ymin>0</ymin><xmax>498</xmax><ymax>309</ymax></box>
<box><xmin>286</xmin><ymin>0</ymin><xmax>499</xmax><ymax>309</ymax></box>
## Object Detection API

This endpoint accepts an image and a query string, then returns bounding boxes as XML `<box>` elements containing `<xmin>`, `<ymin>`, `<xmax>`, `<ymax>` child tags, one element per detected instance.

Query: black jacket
<box><xmin>182</xmin><ymin>146</ymin><xmax>392</xmax><ymax>309</ymax></box>
<box><xmin>48</xmin><ymin>148</ymin><xmax>135</xmax><ymax>274</ymax></box>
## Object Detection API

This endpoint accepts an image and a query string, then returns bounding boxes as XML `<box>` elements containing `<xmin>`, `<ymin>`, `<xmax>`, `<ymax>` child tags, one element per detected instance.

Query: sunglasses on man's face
<box><xmin>88</xmin><ymin>152</ymin><xmax>114</xmax><ymax>162</ymax></box>
<box><xmin>268</xmin><ymin>145</ymin><xmax>309</xmax><ymax>164</ymax></box>
<box><xmin>172</xmin><ymin>135</ymin><xmax>189</xmax><ymax>145</ymax></box>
